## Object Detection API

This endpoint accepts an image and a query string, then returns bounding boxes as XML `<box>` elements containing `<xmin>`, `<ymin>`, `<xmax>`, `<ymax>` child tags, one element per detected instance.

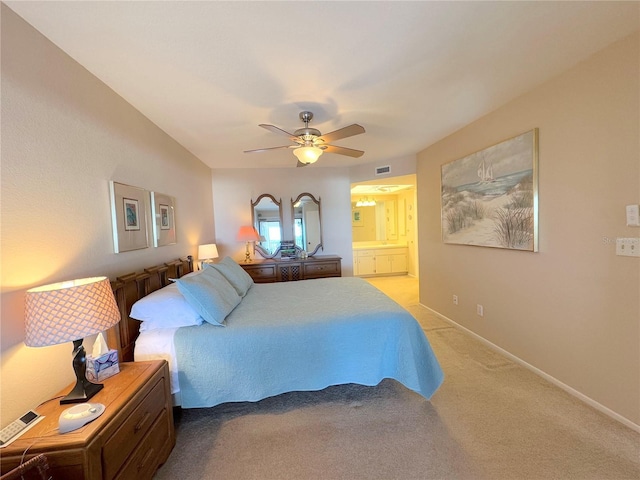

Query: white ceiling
<box><xmin>6</xmin><ymin>1</ymin><xmax>639</xmax><ymax>169</ymax></box>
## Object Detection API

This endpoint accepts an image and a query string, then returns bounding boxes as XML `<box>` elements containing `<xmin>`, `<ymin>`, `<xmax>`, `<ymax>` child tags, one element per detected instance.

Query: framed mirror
<box><xmin>252</xmin><ymin>194</ymin><xmax>283</xmax><ymax>258</ymax></box>
<box><xmin>291</xmin><ymin>193</ymin><xmax>323</xmax><ymax>256</ymax></box>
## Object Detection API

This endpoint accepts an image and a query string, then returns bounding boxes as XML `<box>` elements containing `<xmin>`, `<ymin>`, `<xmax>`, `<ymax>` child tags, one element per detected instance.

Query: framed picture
<box><xmin>440</xmin><ymin>129</ymin><xmax>538</xmax><ymax>251</ymax></box>
<box><xmin>109</xmin><ymin>181</ymin><xmax>149</xmax><ymax>253</ymax></box>
<box><xmin>150</xmin><ymin>192</ymin><xmax>176</xmax><ymax>247</ymax></box>
<box><xmin>352</xmin><ymin>209</ymin><xmax>363</xmax><ymax>227</ymax></box>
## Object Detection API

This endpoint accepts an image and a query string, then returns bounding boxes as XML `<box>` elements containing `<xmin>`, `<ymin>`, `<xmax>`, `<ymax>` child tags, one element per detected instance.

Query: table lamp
<box><xmin>198</xmin><ymin>243</ymin><xmax>219</xmax><ymax>269</ymax></box>
<box><xmin>25</xmin><ymin>276</ymin><xmax>121</xmax><ymax>404</ymax></box>
<box><xmin>237</xmin><ymin>226</ymin><xmax>260</xmax><ymax>262</ymax></box>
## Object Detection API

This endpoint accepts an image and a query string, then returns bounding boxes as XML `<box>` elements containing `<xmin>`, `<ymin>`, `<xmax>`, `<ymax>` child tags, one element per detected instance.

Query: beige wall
<box><xmin>417</xmin><ymin>33</ymin><xmax>639</xmax><ymax>426</ymax></box>
<box><xmin>1</xmin><ymin>6</ymin><xmax>215</xmax><ymax>426</ymax></box>
<box><xmin>211</xmin><ymin>168</ymin><xmax>354</xmax><ymax>273</ymax></box>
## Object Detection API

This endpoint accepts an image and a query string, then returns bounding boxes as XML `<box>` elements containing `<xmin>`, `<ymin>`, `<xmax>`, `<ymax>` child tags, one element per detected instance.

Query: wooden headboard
<box><xmin>107</xmin><ymin>256</ymin><xmax>194</xmax><ymax>362</ymax></box>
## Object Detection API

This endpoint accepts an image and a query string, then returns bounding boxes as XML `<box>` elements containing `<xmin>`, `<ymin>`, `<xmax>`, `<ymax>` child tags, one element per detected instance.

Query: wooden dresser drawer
<box><xmin>102</xmin><ymin>377</ymin><xmax>167</xmax><ymax>480</ymax></box>
<box><xmin>244</xmin><ymin>265</ymin><xmax>277</xmax><ymax>282</ymax></box>
<box><xmin>303</xmin><ymin>261</ymin><xmax>341</xmax><ymax>279</ymax></box>
<box><xmin>240</xmin><ymin>256</ymin><xmax>341</xmax><ymax>283</ymax></box>
<box><xmin>114</xmin><ymin>409</ymin><xmax>171</xmax><ymax>480</ymax></box>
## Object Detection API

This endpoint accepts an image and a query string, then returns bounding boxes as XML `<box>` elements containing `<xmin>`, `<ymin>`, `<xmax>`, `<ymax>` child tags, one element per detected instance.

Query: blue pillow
<box><xmin>175</xmin><ymin>266</ymin><xmax>241</xmax><ymax>326</ymax></box>
<box><xmin>206</xmin><ymin>256</ymin><xmax>254</xmax><ymax>297</ymax></box>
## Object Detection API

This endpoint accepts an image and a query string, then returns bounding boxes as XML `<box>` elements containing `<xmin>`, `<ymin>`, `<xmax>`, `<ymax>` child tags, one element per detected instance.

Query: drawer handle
<box><xmin>137</xmin><ymin>447</ymin><xmax>155</xmax><ymax>472</ymax></box>
<box><xmin>134</xmin><ymin>412</ymin><xmax>150</xmax><ymax>433</ymax></box>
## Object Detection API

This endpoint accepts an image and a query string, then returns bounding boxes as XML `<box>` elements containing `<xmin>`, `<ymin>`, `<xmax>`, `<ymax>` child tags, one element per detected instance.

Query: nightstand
<box><xmin>0</xmin><ymin>361</ymin><xmax>175</xmax><ymax>480</ymax></box>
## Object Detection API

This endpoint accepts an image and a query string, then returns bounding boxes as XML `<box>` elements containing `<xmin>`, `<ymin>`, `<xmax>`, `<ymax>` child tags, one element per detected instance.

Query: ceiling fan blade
<box><xmin>259</xmin><ymin>124</ymin><xmax>300</xmax><ymax>143</ymax></box>
<box><xmin>296</xmin><ymin>161</ymin><xmax>310</xmax><ymax>168</ymax></box>
<box><xmin>322</xmin><ymin>144</ymin><xmax>365</xmax><ymax>158</ymax></box>
<box><xmin>318</xmin><ymin>124</ymin><xmax>365</xmax><ymax>143</ymax></box>
<box><xmin>244</xmin><ymin>145</ymin><xmax>293</xmax><ymax>153</ymax></box>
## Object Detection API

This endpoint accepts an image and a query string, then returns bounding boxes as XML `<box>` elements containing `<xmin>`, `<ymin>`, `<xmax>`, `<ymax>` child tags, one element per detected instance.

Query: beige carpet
<box><xmin>154</xmin><ymin>276</ymin><xmax>639</xmax><ymax>480</ymax></box>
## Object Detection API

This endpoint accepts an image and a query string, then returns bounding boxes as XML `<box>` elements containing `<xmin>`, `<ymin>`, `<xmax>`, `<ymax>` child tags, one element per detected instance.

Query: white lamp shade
<box><xmin>25</xmin><ymin>277</ymin><xmax>121</xmax><ymax>347</ymax></box>
<box><xmin>198</xmin><ymin>243</ymin><xmax>219</xmax><ymax>261</ymax></box>
<box><xmin>293</xmin><ymin>146</ymin><xmax>323</xmax><ymax>165</ymax></box>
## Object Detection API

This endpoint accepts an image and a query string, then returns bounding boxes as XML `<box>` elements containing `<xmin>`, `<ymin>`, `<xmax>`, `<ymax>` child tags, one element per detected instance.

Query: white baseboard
<box><xmin>421</xmin><ymin>304</ymin><xmax>640</xmax><ymax>434</ymax></box>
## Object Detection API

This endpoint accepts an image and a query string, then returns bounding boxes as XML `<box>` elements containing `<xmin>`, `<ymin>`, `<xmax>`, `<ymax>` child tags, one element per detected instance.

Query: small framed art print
<box><xmin>150</xmin><ymin>191</ymin><xmax>177</xmax><ymax>247</ymax></box>
<box><xmin>109</xmin><ymin>181</ymin><xmax>150</xmax><ymax>253</ymax></box>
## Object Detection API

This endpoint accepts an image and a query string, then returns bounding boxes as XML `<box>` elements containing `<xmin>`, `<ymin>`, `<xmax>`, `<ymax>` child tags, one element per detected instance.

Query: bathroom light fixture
<box><xmin>355</xmin><ymin>197</ymin><xmax>376</xmax><ymax>207</ymax></box>
<box><xmin>293</xmin><ymin>146</ymin><xmax>323</xmax><ymax>165</ymax></box>
<box><xmin>24</xmin><ymin>277</ymin><xmax>120</xmax><ymax>404</ymax></box>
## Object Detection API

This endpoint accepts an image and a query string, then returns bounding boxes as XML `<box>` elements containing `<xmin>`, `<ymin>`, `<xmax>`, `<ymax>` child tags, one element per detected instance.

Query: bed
<box><xmin>108</xmin><ymin>256</ymin><xmax>444</xmax><ymax>408</ymax></box>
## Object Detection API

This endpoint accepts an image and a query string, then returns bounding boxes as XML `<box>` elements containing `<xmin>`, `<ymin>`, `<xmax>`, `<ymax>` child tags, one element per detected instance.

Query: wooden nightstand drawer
<box><xmin>102</xmin><ymin>377</ymin><xmax>166</xmax><ymax>480</ymax></box>
<box><xmin>114</xmin><ymin>409</ymin><xmax>171</xmax><ymax>480</ymax></box>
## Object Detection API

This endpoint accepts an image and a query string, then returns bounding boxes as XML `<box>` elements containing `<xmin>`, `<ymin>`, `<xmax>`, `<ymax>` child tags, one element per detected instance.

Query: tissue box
<box><xmin>86</xmin><ymin>349</ymin><xmax>120</xmax><ymax>383</ymax></box>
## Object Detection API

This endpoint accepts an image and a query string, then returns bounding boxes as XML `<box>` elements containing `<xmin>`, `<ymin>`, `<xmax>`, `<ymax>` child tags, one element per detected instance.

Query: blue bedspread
<box><xmin>174</xmin><ymin>277</ymin><xmax>443</xmax><ymax>408</ymax></box>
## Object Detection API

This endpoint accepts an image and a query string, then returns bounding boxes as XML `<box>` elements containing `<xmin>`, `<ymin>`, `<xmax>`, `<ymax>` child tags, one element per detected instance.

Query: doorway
<box><xmin>350</xmin><ymin>174</ymin><xmax>419</xmax><ymax>279</ymax></box>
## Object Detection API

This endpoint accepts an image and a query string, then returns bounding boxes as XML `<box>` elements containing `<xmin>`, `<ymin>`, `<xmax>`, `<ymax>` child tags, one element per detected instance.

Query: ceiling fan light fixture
<box><xmin>293</xmin><ymin>146</ymin><xmax>323</xmax><ymax>165</ymax></box>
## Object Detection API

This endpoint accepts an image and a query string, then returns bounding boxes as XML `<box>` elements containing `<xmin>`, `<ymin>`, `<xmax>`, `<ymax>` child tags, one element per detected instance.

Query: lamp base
<box><xmin>244</xmin><ymin>242</ymin><xmax>252</xmax><ymax>262</ymax></box>
<box><xmin>60</xmin><ymin>381</ymin><xmax>103</xmax><ymax>404</ymax></box>
<box><xmin>60</xmin><ymin>339</ymin><xmax>104</xmax><ymax>404</ymax></box>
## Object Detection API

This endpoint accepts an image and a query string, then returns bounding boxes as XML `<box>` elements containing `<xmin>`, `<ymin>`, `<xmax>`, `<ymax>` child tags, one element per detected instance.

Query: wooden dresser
<box><xmin>0</xmin><ymin>361</ymin><xmax>174</xmax><ymax>480</ymax></box>
<box><xmin>240</xmin><ymin>255</ymin><xmax>342</xmax><ymax>283</ymax></box>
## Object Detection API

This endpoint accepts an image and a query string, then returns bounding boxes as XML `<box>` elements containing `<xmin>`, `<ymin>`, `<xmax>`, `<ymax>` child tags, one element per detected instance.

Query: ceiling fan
<box><xmin>244</xmin><ymin>111</ymin><xmax>365</xmax><ymax>167</ymax></box>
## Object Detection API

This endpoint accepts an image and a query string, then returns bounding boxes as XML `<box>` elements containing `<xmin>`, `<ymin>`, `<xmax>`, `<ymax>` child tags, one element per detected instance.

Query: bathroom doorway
<box><xmin>350</xmin><ymin>174</ymin><xmax>418</xmax><ymax>278</ymax></box>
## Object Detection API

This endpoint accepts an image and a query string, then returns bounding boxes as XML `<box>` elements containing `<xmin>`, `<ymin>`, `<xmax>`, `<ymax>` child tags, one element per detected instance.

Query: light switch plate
<box><xmin>616</xmin><ymin>238</ymin><xmax>640</xmax><ymax>257</ymax></box>
<box><xmin>626</xmin><ymin>205</ymin><xmax>640</xmax><ymax>227</ymax></box>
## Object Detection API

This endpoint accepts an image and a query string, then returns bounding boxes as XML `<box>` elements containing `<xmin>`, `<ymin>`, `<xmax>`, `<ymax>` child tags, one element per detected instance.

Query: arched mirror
<box><xmin>291</xmin><ymin>193</ymin><xmax>323</xmax><ymax>256</ymax></box>
<box><xmin>252</xmin><ymin>194</ymin><xmax>283</xmax><ymax>258</ymax></box>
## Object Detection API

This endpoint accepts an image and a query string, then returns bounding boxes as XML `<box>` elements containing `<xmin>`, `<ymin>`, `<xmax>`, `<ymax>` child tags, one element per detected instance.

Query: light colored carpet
<box><xmin>154</xmin><ymin>276</ymin><xmax>640</xmax><ymax>480</ymax></box>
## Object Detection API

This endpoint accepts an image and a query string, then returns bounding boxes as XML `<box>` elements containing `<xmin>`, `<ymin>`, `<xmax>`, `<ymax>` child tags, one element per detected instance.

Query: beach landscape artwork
<box><xmin>441</xmin><ymin>129</ymin><xmax>538</xmax><ymax>251</ymax></box>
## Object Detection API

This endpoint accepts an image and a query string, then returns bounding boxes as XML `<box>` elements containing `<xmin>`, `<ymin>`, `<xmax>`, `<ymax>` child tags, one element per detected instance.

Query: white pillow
<box><xmin>130</xmin><ymin>283</ymin><xmax>204</xmax><ymax>331</ymax></box>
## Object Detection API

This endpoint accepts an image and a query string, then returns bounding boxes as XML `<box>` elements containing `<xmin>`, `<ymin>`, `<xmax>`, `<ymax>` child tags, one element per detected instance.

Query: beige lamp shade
<box><xmin>25</xmin><ymin>277</ymin><xmax>121</xmax><ymax>347</ymax></box>
<box><xmin>198</xmin><ymin>243</ymin><xmax>219</xmax><ymax>261</ymax></box>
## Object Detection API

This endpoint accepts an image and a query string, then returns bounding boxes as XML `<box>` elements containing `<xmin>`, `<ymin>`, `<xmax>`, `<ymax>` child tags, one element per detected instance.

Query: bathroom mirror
<box><xmin>252</xmin><ymin>194</ymin><xmax>283</xmax><ymax>258</ymax></box>
<box><xmin>291</xmin><ymin>193</ymin><xmax>322</xmax><ymax>256</ymax></box>
<box><xmin>351</xmin><ymin>199</ymin><xmax>398</xmax><ymax>242</ymax></box>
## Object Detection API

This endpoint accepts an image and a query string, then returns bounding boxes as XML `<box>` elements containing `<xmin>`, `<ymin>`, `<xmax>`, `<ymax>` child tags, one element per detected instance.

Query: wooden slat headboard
<box><xmin>107</xmin><ymin>256</ymin><xmax>194</xmax><ymax>362</ymax></box>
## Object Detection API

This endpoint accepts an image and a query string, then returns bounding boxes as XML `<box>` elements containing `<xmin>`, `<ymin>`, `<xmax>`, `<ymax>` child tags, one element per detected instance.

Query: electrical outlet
<box><xmin>453</xmin><ymin>295</ymin><xmax>458</xmax><ymax>305</ymax></box>
<box><xmin>476</xmin><ymin>304</ymin><xmax>484</xmax><ymax>317</ymax></box>
<box><xmin>616</xmin><ymin>238</ymin><xmax>640</xmax><ymax>257</ymax></box>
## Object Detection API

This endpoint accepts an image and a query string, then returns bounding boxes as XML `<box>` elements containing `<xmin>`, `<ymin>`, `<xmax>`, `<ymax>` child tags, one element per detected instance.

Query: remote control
<box><xmin>0</xmin><ymin>410</ymin><xmax>43</xmax><ymax>448</ymax></box>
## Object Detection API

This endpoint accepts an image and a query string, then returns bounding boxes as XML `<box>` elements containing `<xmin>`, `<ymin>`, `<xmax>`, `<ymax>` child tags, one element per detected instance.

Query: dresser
<box><xmin>0</xmin><ymin>361</ymin><xmax>174</xmax><ymax>480</ymax></box>
<box><xmin>240</xmin><ymin>255</ymin><xmax>342</xmax><ymax>283</ymax></box>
